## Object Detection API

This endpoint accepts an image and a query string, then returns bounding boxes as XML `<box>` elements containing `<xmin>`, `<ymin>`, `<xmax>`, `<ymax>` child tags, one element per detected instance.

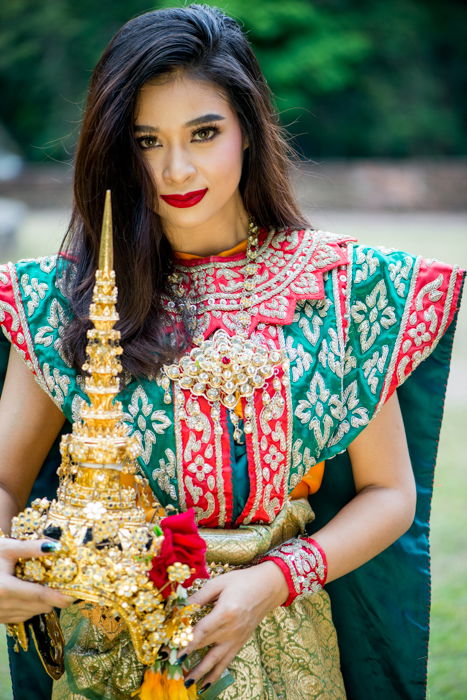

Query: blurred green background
<box><xmin>0</xmin><ymin>1</ymin><xmax>466</xmax><ymax>699</ymax></box>
<box><xmin>1</xmin><ymin>0</ymin><xmax>466</xmax><ymax>162</ymax></box>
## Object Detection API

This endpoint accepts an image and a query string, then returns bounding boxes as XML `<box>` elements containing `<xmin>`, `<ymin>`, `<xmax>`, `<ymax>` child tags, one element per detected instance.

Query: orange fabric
<box><xmin>289</xmin><ymin>461</ymin><xmax>326</xmax><ymax>499</ymax></box>
<box><xmin>175</xmin><ymin>239</ymin><xmax>248</xmax><ymax>260</ymax></box>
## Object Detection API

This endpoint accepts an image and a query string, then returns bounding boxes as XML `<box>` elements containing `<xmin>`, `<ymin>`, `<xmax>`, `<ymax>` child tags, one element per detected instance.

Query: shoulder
<box><xmin>0</xmin><ymin>254</ymin><xmax>69</xmax><ymax>345</ymax></box>
<box><xmin>0</xmin><ymin>255</ymin><xmax>78</xmax><ymax>410</ymax></box>
<box><xmin>346</xmin><ymin>241</ymin><xmax>464</xmax><ymax>407</ymax></box>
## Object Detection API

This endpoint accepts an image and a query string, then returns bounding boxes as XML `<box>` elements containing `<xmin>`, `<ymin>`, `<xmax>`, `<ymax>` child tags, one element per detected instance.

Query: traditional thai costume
<box><xmin>0</xmin><ymin>226</ymin><xmax>464</xmax><ymax>699</ymax></box>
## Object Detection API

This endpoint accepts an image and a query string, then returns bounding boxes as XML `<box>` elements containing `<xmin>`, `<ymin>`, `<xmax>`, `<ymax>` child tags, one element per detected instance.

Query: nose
<box><xmin>162</xmin><ymin>145</ymin><xmax>196</xmax><ymax>186</ymax></box>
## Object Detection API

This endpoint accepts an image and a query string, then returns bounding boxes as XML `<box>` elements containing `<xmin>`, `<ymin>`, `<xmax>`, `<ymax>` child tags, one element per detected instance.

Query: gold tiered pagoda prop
<box><xmin>7</xmin><ymin>191</ymin><xmax>196</xmax><ymax>674</ymax></box>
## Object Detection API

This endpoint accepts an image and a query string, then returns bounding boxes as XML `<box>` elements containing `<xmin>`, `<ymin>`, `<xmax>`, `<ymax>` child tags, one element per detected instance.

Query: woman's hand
<box><xmin>180</xmin><ymin>560</ymin><xmax>288</xmax><ymax>690</ymax></box>
<box><xmin>0</xmin><ymin>538</ymin><xmax>73</xmax><ymax>624</ymax></box>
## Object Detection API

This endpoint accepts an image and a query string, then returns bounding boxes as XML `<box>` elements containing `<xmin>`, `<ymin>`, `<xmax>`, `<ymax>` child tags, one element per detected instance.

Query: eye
<box><xmin>136</xmin><ymin>135</ymin><xmax>160</xmax><ymax>150</ymax></box>
<box><xmin>192</xmin><ymin>126</ymin><xmax>219</xmax><ymax>142</ymax></box>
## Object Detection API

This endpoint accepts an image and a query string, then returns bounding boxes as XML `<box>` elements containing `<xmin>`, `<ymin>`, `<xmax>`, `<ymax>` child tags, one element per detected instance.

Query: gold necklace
<box><xmin>161</xmin><ymin>218</ymin><xmax>286</xmax><ymax>442</ymax></box>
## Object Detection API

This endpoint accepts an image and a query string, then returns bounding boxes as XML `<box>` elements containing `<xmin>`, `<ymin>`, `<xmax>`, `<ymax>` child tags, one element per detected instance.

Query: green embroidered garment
<box><xmin>0</xmin><ymin>227</ymin><xmax>464</xmax><ymax>698</ymax></box>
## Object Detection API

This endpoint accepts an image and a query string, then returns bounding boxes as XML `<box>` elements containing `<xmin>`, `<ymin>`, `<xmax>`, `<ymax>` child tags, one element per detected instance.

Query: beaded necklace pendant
<box><xmin>161</xmin><ymin>329</ymin><xmax>285</xmax><ymax>440</ymax></box>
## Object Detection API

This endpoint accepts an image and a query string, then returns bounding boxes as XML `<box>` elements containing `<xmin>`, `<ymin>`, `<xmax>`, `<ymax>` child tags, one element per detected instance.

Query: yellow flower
<box><xmin>132</xmin><ymin>669</ymin><xmax>162</xmax><ymax>699</ymax></box>
<box><xmin>133</xmin><ymin>668</ymin><xmax>197</xmax><ymax>699</ymax></box>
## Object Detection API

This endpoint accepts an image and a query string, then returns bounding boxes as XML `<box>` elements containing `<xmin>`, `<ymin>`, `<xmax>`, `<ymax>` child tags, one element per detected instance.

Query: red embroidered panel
<box><xmin>0</xmin><ymin>263</ymin><xmax>35</xmax><ymax>370</ymax></box>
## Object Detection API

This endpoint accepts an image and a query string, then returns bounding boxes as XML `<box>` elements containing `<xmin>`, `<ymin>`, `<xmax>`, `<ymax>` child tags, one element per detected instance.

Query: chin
<box><xmin>162</xmin><ymin>205</ymin><xmax>220</xmax><ymax>230</ymax></box>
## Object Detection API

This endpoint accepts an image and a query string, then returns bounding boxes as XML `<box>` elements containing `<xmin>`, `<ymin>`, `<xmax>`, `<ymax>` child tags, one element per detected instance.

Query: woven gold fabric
<box><xmin>52</xmin><ymin>500</ymin><xmax>345</xmax><ymax>699</ymax></box>
<box><xmin>202</xmin><ymin>498</ymin><xmax>314</xmax><ymax>564</ymax></box>
<box><xmin>192</xmin><ymin>590</ymin><xmax>345</xmax><ymax>700</ymax></box>
<box><xmin>52</xmin><ymin>602</ymin><xmax>145</xmax><ymax>700</ymax></box>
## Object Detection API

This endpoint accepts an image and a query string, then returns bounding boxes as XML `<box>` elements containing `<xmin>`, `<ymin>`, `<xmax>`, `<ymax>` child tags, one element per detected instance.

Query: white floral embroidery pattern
<box><xmin>34</xmin><ymin>298</ymin><xmax>70</xmax><ymax>362</ymax></box>
<box><xmin>39</xmin><ymin>256</ymin><xmax>57</xmax><ymax>274</ymax></box>
<box><xmin>152</xmin><ymin>448</ymin><xmax>177</xmax><ymax>500</ymax></box>
<box><xmin>284</xmin><ymin>337</ymin><xmax>312</xmax><ymax>382</ymax></box>
<box><xmin>407</xmin><ymin>322</ymin><xmax>432</xmax><ymax>347</ymax></box>
<box><xmin>354</xmin><ymin>247</ymin><xmax>380</xmax><ymax>283</ymax></box>
<box><xmin>187</xmin><ymin>455</ymin><xmax>213</xmax><ymax>482</ymax></box>
<box><xmin>327</xmin><ymin>381</ymin><xmax>369</xmax><ymax>445</ymax></box>
<box><xmin>123</xmin><ymin>386</ymin><xmax>172</xmax><ymax>465</ymax></box>
<box><xmin>42</xmin><ymin>363</ymin><xmax>70</xmax><ymax>407</ymax></box>
<box><xmin>362</xmin><ymin>346</ymin><xmax>390</xmax><ymax>394</ymax></box>
<box><xmin>20</xmin><ymin>274</ymin><xmax>49</xmax><ymax>316</ymax></box>
<box><xmin>350</xmin><ymin>279</ymin><xmax>397</xmax><ymax>352</ymax></box>
<box><xmin>388</xmin><ymin>256</ymin><xmax>413</xmax><ymax>297</ymax></box>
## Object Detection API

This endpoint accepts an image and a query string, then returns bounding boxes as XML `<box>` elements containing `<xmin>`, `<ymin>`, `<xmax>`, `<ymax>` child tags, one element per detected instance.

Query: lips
<box><xmin>160</xmin><ymin>188</ymin><xmax>208</xmax><ymax>208</ymax></box>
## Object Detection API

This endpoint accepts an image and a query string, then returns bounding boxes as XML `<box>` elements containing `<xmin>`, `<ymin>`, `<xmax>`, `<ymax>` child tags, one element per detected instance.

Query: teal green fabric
<box><xmin>226</xmin><ymin>414</ymin><xmax>249</xmax><ymax>524</ymax></box>
<box><xmin>1</xmin><ymin>245</ymin><xmax>464</xmax><ymax>700</ymax></box>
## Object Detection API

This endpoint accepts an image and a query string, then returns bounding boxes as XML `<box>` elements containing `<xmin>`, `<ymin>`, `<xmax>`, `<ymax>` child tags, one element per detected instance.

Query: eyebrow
<box><xmin>134</xmin><ymin>113</ymin><xmax>226</xmax><ymax>133</ymax></box>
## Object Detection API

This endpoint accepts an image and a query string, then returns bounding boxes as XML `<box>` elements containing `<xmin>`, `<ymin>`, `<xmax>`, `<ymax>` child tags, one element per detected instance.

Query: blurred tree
<box><xmin>0</xmin><ymin>0</ymin><xmax>466</xmax><ymax>160</ymax></box>
<box><xmin>0</xmin><ymin>0</ymin><xmax>150</xmax><ymax>162</ymax></box>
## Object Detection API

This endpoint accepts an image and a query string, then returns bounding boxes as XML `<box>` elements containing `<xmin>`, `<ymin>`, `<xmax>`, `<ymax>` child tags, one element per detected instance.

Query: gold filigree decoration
<box><xmin>4</xmin><ymin>191</ymin><xmax>195</xmax><ymax>673</ymax></box>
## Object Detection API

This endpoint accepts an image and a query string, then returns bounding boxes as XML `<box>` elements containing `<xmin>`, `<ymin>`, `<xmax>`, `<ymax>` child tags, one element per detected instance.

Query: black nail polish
<box><xmin>201</xmin><ymin>682</ymin><xmax>212</xmax><ymax>693</ymax></box>
<box><xmin>177</xmin><ymin>653</ymin><xmax>187</xmax><ymax>665</ymax></box>
<box><xmin>184</xmin><ymin>678</ymin><xmax>194</xmax><ymax>689</ymax></box>
<box><xmin>41</xmin><ymin>541</ymin><xmax>61</xmax><ymax>553</ymax></box>
<box><xmin>159</xmin><ymin>649</ymin><xmax>169</xmax><ymax>660</ymax></box>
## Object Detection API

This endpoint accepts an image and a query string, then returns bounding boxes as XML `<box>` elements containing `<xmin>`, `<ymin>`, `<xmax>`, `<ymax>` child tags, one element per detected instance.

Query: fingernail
<box><xmin>41</xmin><ymin>541</ymin><xmax>61</xmax><ymax>553</ymax></box>
<box><xmin>159</xmin><ymin>649</ymin><xmax>169</xmax><ymax>660</ymax></box>
<box><xmin>201</xmin><ymin>682</ymin><xmax>212</xmax><ymax>692</ymax></box>
<box><xmin>177</xmin><ymin>653</ymin><xmax>187</xmax><ymax>665</ymax></box>
<box><xmin>184</xmin><ymin>678</ymin><xmax>194</xmax><ymax>689</ymax></box>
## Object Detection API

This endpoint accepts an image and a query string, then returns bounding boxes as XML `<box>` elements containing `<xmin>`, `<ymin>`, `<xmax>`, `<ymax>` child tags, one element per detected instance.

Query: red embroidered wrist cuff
<box><xmin>259</xmin><ymin>537</ymin><xmax>328</xmax><ymax>607</ymax></box>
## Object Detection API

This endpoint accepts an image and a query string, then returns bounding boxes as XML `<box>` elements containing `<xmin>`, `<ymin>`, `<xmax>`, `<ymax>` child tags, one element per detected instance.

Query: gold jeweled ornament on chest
<box><xmin>161</xmin><ymin>220</ymin><xmax>287</xmax><ymax>441</ymax></box>
<box><xmin>4</xmin><ymin>192</ymin><xmax>194</xmax><ymax>676</ymax></box>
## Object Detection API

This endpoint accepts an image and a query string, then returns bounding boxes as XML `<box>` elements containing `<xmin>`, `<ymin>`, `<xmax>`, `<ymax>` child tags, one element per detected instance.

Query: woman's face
<box><xmin>134</xmin><ymin>72</ymin><xmax>247</xmax><ymax>236</ymax></box>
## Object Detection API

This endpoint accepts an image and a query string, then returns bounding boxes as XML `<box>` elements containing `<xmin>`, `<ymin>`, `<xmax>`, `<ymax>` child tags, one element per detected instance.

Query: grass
<box><xmin>0</xmin><ymin>207</ymin><xmax>466</xmax><ymax>699</ymax></box>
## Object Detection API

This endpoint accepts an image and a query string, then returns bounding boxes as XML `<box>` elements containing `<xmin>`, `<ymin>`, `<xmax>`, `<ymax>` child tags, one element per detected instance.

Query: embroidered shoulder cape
<box><xmin>1</xmin><ymin>228</ymin><xmax>464</xmax><ymax>699</ymax></box>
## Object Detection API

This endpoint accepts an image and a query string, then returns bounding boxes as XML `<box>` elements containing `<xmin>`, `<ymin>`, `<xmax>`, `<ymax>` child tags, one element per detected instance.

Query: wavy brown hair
<box><xmin>60</xmin><ymin>3</ymin><xmax>309</xmax><ymax>377</ymax></box>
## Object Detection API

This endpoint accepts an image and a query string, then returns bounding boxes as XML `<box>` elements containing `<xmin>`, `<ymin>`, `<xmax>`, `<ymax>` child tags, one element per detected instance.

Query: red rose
<box><xmin>148</xmin><ymin>508</ymin><xmax>209</xmax><ymax>597</ymax></box>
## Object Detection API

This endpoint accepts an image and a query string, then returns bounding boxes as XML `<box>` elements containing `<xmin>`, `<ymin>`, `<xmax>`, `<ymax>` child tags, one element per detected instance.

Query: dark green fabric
<box><xmin>310</xmin><ymin>308</ymin><xmax>460</xmax><ymax>700</ymax></box>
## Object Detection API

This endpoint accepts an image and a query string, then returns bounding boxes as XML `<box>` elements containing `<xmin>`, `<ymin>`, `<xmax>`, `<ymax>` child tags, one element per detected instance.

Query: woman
<box><xmin>0</xmin><ymin>5</ymin><xmax>464</xmax><ymax>699</ymax></box>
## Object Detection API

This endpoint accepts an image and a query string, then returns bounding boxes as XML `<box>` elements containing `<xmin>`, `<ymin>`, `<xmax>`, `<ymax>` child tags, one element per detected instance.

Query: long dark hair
<box><xmin>60</xmin><ymin>3</ymin><xmax>309</xmax><ymax>377</ymax></box>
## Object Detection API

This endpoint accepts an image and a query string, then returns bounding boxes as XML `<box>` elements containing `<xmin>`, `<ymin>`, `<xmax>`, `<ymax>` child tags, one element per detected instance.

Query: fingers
<box><xmin>0</xmin><ymin>537</ymin><xmax>61</xmax><ymax>562</ymax></box>
<box><xmin>0</xmin><ymin>573</ymin><xmax>73</xmax><ymax>618</ymax></box>
<box><xmin>184</xmin><ymin>599</ymin><xmax>234</xmax><ymax>653</ymax></box>
<box><xmin>187</xmin><ymin>576</ymin><xmax>223</xmax><ymax>607</ymax></box>
<box><xmin>0</xmin><ymin>538</ymin><xmax>74</xmax><ymax>623</ymax></box>
<box><xmin>185</xmin><ymin>642</ymin><xmax>241</xmax><ymax>690</ymax></box>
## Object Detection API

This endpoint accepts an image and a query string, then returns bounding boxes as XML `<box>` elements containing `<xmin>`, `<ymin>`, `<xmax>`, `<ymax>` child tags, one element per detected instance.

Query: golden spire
<box><xmin>99</xmin><ymin>189</ymin><xmax>113</xmax><ymax>272</ymax></box>
<box><xmin>7</xmin><ymin>192</ymin><xmax>193</xmax><ymax>669</ymax></box>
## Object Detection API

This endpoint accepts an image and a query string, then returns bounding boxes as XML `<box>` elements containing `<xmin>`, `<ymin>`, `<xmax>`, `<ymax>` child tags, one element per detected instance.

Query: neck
<box><xmin>163</xmin><ymin>194</ymin><xmax>249</xmax><ymax>256</ymax></box>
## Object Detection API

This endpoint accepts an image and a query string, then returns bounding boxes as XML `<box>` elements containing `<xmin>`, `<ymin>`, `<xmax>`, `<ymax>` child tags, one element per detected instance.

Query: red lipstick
<box><xmin>160</xmin><ymin>188</ymin><xmax>208</xmax><ymax>208</ymax></box>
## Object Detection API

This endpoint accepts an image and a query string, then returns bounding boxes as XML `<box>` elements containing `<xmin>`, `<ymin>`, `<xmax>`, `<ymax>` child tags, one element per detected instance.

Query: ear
<box><xmin>243</xmin><ymin>135</ymin><xmax>249</xmax><ymax>151</ymax></box>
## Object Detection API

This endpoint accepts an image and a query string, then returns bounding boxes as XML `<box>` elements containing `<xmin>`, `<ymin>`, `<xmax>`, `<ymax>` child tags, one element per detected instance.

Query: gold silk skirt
<box><xmin>52</xmin><ymin>500</ymin><xmax>346</xmax><ymax>699</ymax></box>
